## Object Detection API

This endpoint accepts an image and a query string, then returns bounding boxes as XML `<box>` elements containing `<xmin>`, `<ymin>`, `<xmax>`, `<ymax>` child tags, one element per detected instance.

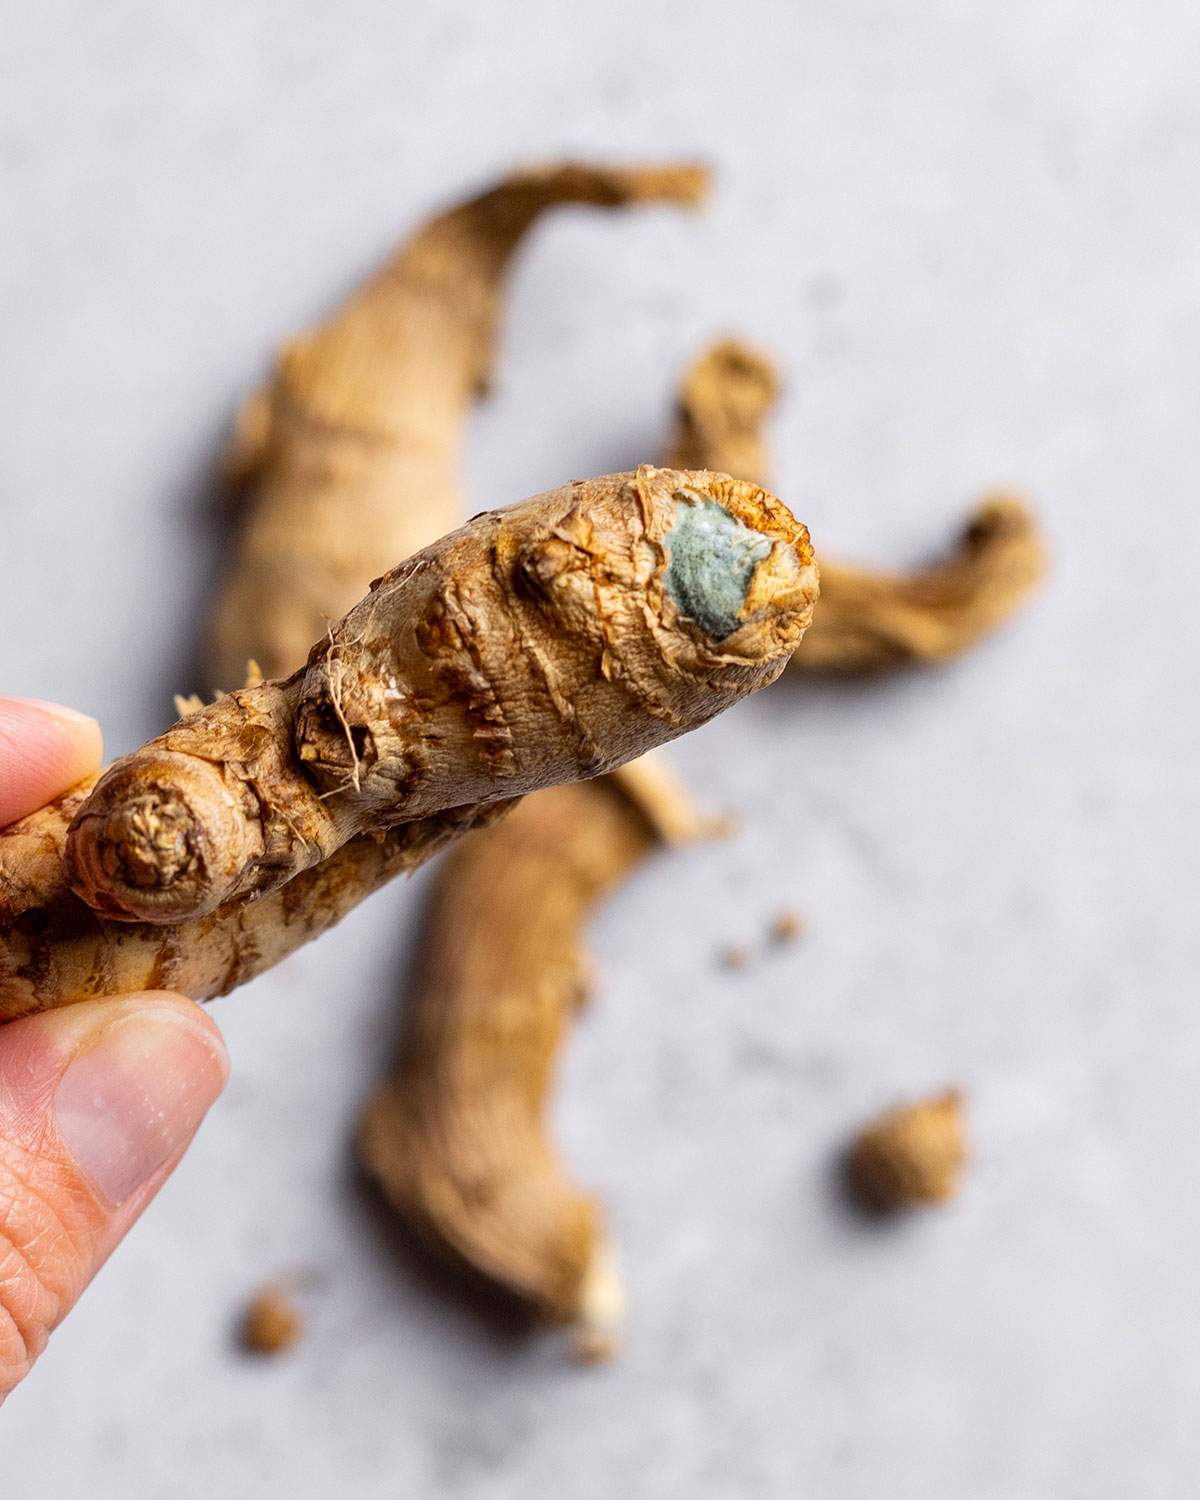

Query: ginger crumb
<box><xmin>240</xmin><ymin>1286</ymin><xmax>303</xmax><ymax>1355</ymax></box>
<box><xmin>720</xmin><ymin>944</ymin><xmax>752</xmax><ymax>972</ymax></box>
<box><xmin>768</xmin><ymin>909</ymin><xmax>804</xmax><ymax>944</ymax></box>
<box><xmin>846</xmin><ymin>1089</ymin><xmax>967</xmax><ymax>1212</ymax></box>
<box><xmin>571</xmin><ymin>1328</ymin><xmax>620</xmax><ymax>1366</ymax></box>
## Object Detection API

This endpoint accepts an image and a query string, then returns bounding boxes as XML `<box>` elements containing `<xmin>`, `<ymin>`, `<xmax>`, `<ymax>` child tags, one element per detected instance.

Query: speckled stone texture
<box><xmin>2</xmin><ymin>3</ymin><xmax>1198</xmax><ymax>1495</ymax></box>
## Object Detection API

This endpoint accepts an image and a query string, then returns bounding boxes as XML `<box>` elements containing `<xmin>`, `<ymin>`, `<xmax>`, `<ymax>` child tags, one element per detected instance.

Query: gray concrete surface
<box><xmin>2</xmin><ymin>2</ymin><xmax>1198</xmax><ymax>1494</ymax></box>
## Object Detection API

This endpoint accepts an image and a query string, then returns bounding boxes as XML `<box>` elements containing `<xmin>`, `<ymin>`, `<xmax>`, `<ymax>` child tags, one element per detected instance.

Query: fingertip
<box><xmin>0</xmin><ymin>992</ymin><xmax>229</xmax><ymax>1150</ymax></box>
<box><xmin>119</xmin><ymin>990</ymin><xmax>230</xmax><ymax>1081</ymax></box>
<box><xmin>0</xmin><ymin>698</ymin><xmax>104</xmax><ymax>826</ymax></box>
<box><xmin>50</xmin><ymin>992</ymin><xmax>228</xmax><ymax>1208</ymax></box>
<box><xmin>0</xmin><ymin>989</ymin><xmax>227</xmax><ymax>1394</ymax></box>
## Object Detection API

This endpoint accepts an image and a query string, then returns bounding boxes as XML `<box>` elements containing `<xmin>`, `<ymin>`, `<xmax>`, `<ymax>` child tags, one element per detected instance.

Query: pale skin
<box><xmin>0</xmin><ymin>699</ymin><xmax>228</xmax><ymax>1400</ymax></box>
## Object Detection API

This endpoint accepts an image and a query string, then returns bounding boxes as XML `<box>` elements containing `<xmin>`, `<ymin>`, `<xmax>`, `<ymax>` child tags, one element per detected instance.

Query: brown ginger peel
<box><xmin>663</xmin><ymin>339</ymin><xmax>1046</xmax><ymax>671</ymax></box>
<box><xmin>209</xmin><ymin>160</ymin><xmax>710</xmax><ymax>688</ymax></box>
<box><xmin>360</xmin><ymin>759</ymin><xmax>707</xmax><ymax>1358</ymax></box>
<box><xmin>0</xmin><ymin>468</ymin><xmax>816</xmax><ymax>1017</ymax></box>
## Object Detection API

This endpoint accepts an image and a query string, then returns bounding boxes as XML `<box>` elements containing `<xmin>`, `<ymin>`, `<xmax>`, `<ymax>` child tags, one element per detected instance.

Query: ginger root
<box><xmin>846</xmin><ymin>1089</ymin><xmax>968</xmax><ymax>1211</ymax></box>
<box><xmin>66</xmin><ymin>467</ymin><xmax>812</xmax><ymax>925</ymax></box>
<box><xmin>0</xmin><ymin>468</ymin><xmax>816</xmax><ymax>1017</ymax></box>
<box><xmin>360</xmin><ymin>758</ymin><xmax>705</xmax><ymax>1360</ymax></box>
<box><xmin>349</xmin><ymin>349</ymin><xmax>768</xmax><ymax>1354</ymax></box>
<box><xmin>0</xmin><ymin>775</ymin><xmax>508</xmax><ymax>1022</ymax></box>
<box><xmin>208</xmin><ymin>160</ymin><xmax>709</xmax><ymax>688</ymax></box>
<box><xmin>663</xmin><ymin>340</ymin><xmax>1046</xmax><ymax>671</ymax></box>
<box><xmin>792</xmin><ymin>502</ymin><xmax>1045</xmax><ymax>671</ymax></box>
<box><xmin>665</xmin><ymin>338</ymin><xmax>778</xmax><ymax>487</ymax></box>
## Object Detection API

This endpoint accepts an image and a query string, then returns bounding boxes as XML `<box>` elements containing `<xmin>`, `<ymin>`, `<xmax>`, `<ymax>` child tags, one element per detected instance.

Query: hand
<box><xmin>0</xmin><ymin>699</ymin><xmax>228</xmax><ymax>1399</ymax></box>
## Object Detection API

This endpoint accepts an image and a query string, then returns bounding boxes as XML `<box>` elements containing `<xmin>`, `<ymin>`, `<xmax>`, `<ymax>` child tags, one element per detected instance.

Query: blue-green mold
<box><xmin>663</xmin><ymin>494</ymin><xmax>772</xmax><ymax>640</ymax></box>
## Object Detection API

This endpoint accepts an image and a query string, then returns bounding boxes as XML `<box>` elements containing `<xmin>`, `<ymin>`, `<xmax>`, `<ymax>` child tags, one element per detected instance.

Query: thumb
<box><xmin>0</xmin><ymin>992</ymin><xmax>227</xmax><ymax>1398</ymax></box>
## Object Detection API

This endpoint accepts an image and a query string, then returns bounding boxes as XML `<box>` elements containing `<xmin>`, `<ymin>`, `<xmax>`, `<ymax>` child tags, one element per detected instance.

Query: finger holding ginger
<box><xmin>0</xmin><ymin>467</ymin><xmax>816</xmax><ymax>1019</ymax></box>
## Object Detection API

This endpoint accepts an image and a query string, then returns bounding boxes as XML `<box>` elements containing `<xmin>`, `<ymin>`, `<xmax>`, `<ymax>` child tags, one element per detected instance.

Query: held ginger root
<box><xmin>66</xmin><ymin>467</ymin><xmax>810</xmax><ymax>925</ymax></box>
<box><xmin>209</xmin><ymin>160</ymin><xmax>709</xmax><ymax>688</ymax></box>
<box><xmin>361</xmin><ymin>758</ymin><xmax>705</xmax><ymax>1361</ymax></box>
<box><xmin>0</xmin><ymin>468</ymin><xmax>817</xmax><ymax>1017</ymax></box>
<box><xmin>663</xmin><ymin>340</ymin><xmax>1046</xmax><ymax>670</ymax></box>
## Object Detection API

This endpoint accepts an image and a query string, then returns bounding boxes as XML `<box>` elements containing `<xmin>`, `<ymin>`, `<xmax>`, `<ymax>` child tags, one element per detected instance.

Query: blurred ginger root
<box><xmin>662</xmin><ymin>338</ymin><xmax>1046</xmax><ymax>671</ymax></box>
<box><xmin>360</xmin><ymin>758</ymin><xmax>708</xmax><ymax>1362</ymax></box>
<box><xmin>207</xmin><ymin>159</ymin><xmax>709</xmax><ymax>689</ymax></box>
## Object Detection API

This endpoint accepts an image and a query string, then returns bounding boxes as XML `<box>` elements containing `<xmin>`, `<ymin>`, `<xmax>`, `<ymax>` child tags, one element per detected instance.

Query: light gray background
<box><xmin>2</xmin><ymin>2</ymin><xmax>1198</xmax><ymax>1495</ymax></box>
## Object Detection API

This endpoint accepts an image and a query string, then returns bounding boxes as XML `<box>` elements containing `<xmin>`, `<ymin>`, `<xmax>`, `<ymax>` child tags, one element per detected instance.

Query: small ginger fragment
<box><xmin>768</xmin><ymin>909</ymin><xmax>804</xmax><ymax>944</ymax></box>
<box><xmin>240</xmin><ymin>1286</ymin><xmax>303</xmax><ymax>1356</ymax></box>
<box><xmin>846</xmin><ymin>1089</ymin><xmax>968</xmax><ymax>1211</ymax></box>
<box><xmin>720</xmin><ymin>944</ymin><xmax>753</xmax><ymax>972</ymax></box>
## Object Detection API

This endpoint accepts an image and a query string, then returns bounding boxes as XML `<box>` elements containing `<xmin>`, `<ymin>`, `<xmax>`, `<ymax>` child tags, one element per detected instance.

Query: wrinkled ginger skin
<box><xmin>65</xmin><ymin>467</ymin><xmax>816</xmax><ymax>926</ymax></box>
<box><xmin>0</xmin><ymin>776</ymin><xmax>509</xmax><ymax>1022</ymax></box>
<box><xmin>663</xmin><ymin>339</ymin><xmax>1046</xmax><ymax>671</ymax></box>
<box><xmin>360</xmin><ymin>763</ymin><xmax>702</xmax><ymax>1353</ymax></box>
<box><xmin>208</xmin><ymin>160</ymin><xmax>710</xmax><ymax>688</ymax></box>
